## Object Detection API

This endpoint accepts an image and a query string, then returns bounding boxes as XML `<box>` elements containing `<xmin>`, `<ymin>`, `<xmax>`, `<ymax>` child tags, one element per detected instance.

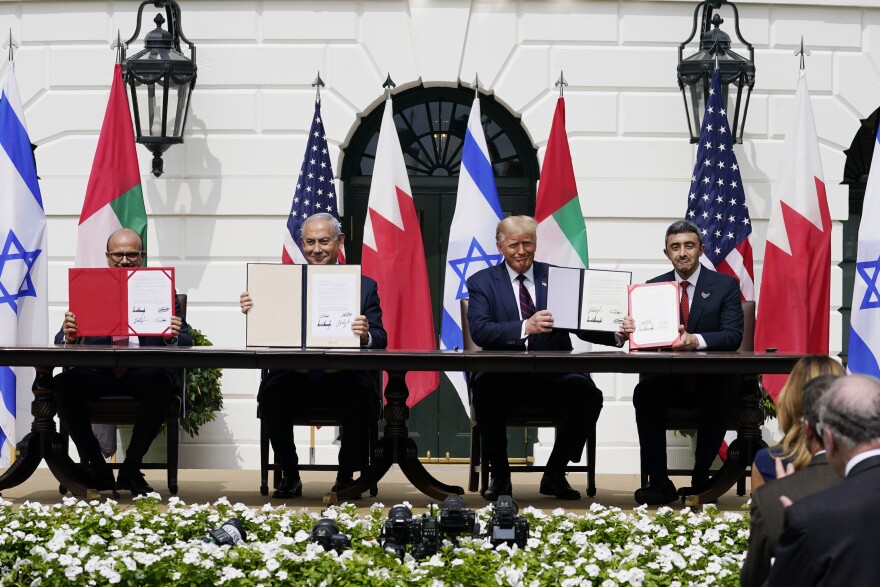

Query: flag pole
<box><xmin>472</xmin><ymin>73</ymin><xmax>481</xmax><ymax>97</ymax></box>
<box><xmin>112</xmin><ymin>30</ymin><xmax>125</xmax><ymax>64</ymax></box>
<box><xmin>4</xmin><ymin>29</ymin><xmax>16</xmax><ymax>62</ymax></box>
<box><xmin>312</xmin><ymin>71</ymin><xmax>324</xmax><ymax>103</ymax></box>
<box><xmin>383</xmin><ymin>72</ymin><xmax>396</xmax><ymax>99</ymax></box>
<box><xmin>555</xmin><ymin>70</ymin><xmax>567</xmax><ymax>98</ymax></box>
<box><xmin>796</xmin><ymin>36</ymin><xmax>810</xmax><ymax>71</ymax></box>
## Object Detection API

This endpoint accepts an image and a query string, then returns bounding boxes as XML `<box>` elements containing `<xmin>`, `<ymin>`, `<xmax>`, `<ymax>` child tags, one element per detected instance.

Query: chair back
<box><xmin>459</xmin><ymin>298</ymin><xmax>481</xmax><ymax>351</ymax></box>
<box><xmin>739</xmin><ymin>300</ymin><xmax>755</xmax><ymax>352</ymax></box>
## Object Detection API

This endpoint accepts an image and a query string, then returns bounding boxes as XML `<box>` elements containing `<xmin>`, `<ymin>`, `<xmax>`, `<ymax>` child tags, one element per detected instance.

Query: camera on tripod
<box><xmin>486</xmin><ymin>495</ymin><xmax>529</xmax><ymax>548</ymax></box>
<box><xmin>202</xmin><ymin>518</ymin><xmax>247</xmax><ymax>546</ymax></box>
<box><xmin>309</xmin><ymin>518</ymin><xmax>352</xmax><ymax>554</ymax></box>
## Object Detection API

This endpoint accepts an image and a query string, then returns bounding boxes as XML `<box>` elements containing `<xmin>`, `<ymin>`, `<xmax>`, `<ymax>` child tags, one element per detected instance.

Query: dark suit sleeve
<box><xmin>699</xmin><ymin>274</ymin><xmax>743</xmax><ymax>351</ymax></box>
<box><xmin>765</xmin><ymin>506</ymin><xmax>819</xmax><ymax>587</ymax></box>
<box><xmin>363</xmin><ymin>279</ymin><xmax>387</xmax><ymax>350</ymax></box>
<box><xmin>175</xmin><ymin>294</ymin><xmax>193</xmax><ymax>347</ymax></box>
<box><xmin>466</xmin><ymin>272</ymin><xmax>524</xmax><ymax>350</ymax></box>
<box><xmin>740</xmin><ymin>497</ymin><xmax>772</xmax><ymax>587</ymax></box>
<box><xmin>575</xmin><ymin>329</ymin><xmax>623</xmax><ymax>348</ymax></box>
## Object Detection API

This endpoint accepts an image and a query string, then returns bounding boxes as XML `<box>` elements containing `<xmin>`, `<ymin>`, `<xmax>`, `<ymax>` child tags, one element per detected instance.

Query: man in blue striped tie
<box><xmin>466</xmin><ymin>216</ymin><xmax>634</xmax><ymax>501</ymax></box>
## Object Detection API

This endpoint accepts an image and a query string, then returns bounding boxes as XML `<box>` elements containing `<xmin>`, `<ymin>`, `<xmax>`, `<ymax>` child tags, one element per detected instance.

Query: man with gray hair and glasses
<box><xmin>766</xmin><ymin>374</ymin><xmax>880</xmax><ymax>586</ymax></box>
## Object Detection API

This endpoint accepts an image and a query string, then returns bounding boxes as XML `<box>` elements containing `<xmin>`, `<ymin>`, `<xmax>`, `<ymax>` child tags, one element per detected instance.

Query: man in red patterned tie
<box><xmin>466</xmin><ymin>216</ymin><xmax>635</xmax><ymax>501</ymax></box>
<box><xmin>633</xmin><ymin>219</ymin><xmax>744</xmax><ymax>505</ymax></box>
<box><xmin>54</xmin><ymin>228</ymin><xmax>190</xmax><ymax>496</ymax></box>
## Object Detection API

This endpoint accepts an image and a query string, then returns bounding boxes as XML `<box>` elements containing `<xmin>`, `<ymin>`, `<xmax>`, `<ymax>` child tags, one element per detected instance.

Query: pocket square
<box><xmin>701</xmin><ymin>292</ymin><xmax>711</xmax><ymax>299</ymax></box>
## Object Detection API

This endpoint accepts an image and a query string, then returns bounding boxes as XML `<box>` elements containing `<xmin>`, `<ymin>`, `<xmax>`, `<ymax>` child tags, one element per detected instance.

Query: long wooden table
<box><xmin>0</xmin><ymin>346</ymin><xmax>803</xmax><ymax>503</ymax></box>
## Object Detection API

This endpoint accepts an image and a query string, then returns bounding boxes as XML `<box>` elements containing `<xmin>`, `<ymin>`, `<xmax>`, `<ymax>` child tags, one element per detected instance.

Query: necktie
<box><xmin>517</xmin><ymin>274</ymin><xmax>536</xmax><ymax>320</ymax></box>
<box><xmin>680</xmin><ymin>280</ymin><xmax>690</xmax><ymax>329</ymax></box>
<box><xmin>111</xmin><ymin>335</ymin><xmax>128</xmax><ymax>378</ymax></box>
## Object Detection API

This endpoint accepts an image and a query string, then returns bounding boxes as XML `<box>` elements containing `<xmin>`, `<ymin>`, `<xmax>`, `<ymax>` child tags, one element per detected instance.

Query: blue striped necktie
<box><xmin>517</xmin><ymin>274</ymin><xmax>536</xmax><ymax>320</ymax></box>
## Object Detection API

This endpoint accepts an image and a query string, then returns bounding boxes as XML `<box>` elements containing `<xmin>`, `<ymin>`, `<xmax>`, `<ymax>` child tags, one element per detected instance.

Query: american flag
<box><xmin>282</xmin><ymin>99</ymin><xmax>344</xmax><ymax>264</ymax></box>
<box><xmin>686</xmin><ymin>68</ymin><xmax>754</xmax><ymax>300</ymax></box>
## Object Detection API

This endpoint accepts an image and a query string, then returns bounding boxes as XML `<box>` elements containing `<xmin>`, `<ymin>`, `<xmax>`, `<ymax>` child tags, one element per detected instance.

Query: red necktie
<box><xmin>112</xmin><ymin>336</ymin><xmax>128</xmax><ymax>378</ymax></box>
<box><xmin>680</xmin><ymin>281</ymin><xmax>690</xmax><ymax>329</ymax></box>
<box><xmin>517</xmin><ymin>274</ymin><xmax>536</xmax><ymax>320</ymax></box>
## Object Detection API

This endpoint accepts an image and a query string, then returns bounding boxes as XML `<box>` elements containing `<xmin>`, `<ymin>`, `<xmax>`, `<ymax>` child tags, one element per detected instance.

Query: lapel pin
<box><xmin>542</xmin><ymin>281</ymin><xmax>547</xmax><ymax>287</ymax></box>
<box><xmin>701</xmin><ymin>292</ymin><xmax>710</xmax><ymax>299</ymax></box>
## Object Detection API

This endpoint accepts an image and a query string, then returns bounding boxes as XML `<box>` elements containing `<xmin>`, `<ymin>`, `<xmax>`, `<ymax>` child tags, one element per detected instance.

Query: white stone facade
<box><xmin>2</xmin><ymin>0</ymin><xmax>877</xmax><ymax>473</ymax></box>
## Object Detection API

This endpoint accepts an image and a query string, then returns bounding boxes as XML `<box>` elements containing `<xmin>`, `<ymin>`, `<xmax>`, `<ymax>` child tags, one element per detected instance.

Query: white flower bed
<box><xmin>0</xmin><ymin>496</ymin><xmax>747</xmax><ymax>586</ymax></box>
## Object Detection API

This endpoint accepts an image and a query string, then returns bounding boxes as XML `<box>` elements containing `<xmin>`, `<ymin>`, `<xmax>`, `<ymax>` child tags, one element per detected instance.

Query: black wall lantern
<box><xmin>121</xmin><ymin>0</ymin><xmax>197</xmax><ymax>176</ymax></box>
<box><xmin>677</xmin><ymin>0</ymin><xmax>754</xmax><ymax>144</ymax></box>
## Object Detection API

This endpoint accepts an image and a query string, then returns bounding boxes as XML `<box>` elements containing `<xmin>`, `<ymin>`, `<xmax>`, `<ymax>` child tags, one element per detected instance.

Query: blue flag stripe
<box><xmin>848</xmin><ymin>327</ymin><xmax>880</xmax><ymax>378</ymax></box>
<box><xmin>461</xmin><ymin>130</ymin><xmax>503</xmax><ymax>219</ymax></box>
<box><xmin>439</xmin><ymin>308</ymin><xmax>463</xmax><ymax>351</ymax></box>
<box><xmin>0</xmin><ymin>92</ymin><xmax>43</xmax><ymax>210</ymax></box>
<box><xmin>0</xmin><ymin>366</ymin><xmax>14</xmax><ymax>424</ymax></box>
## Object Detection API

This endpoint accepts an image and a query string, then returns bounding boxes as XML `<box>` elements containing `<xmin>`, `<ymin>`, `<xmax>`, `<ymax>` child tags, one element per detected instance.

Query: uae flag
<box><xmin>754</xmin><ymin>69</ymin><xmax>831</xmax><ymax>401</ymax></box>
<box><xmin>74</xmin><ymin>63</ymin><xmax>146</xmax><ymax>458</ymax></box>
<box><xmin>534</xmin><ymin>97</ymin><xmax>588</xmax><ymax>269</ymax></box>
<box><xmin>362</xmin><ymin>97</ymin><xmax>438</xmax><ymax>406</ymax></box>
<box><xmin>75</xmin><ymin>64</ymin><xmax>147</xmax><ymax>267</ymax></box>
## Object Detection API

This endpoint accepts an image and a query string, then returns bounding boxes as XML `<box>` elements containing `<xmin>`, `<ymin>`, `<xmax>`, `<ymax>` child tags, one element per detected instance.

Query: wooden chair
<box><xmin>60</xmin><ymin>294</ymin><xmax>187</xmax><ymax>496</ymax></box>
<box><xmin>639</xmin><ymin>300</ymin><xmax>757</xmax><ymax>496</ymax></box>
<box><xmin>461</xmin><ymin>298</ymin><xmax>598</xmax><ymax>498</ymax></box>
<box><xmin>257</xmin><ymin>372</ymin><xmax>381</xmax><ymax>497</ymax></box>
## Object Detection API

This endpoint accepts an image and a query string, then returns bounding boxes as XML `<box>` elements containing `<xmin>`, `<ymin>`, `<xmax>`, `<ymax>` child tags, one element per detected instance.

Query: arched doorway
<box><xmin>840</xmin><ymin>109</ymin><xmax>878</xmax><ymax>364</ymax></box>
<box><xmin>341</xmin><ymin>84</ymin><xmax>539</xmax><ymax>460</ymax></box>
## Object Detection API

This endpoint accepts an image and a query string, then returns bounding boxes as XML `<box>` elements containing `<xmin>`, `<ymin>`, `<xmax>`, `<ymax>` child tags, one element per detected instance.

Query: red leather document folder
<box><xmin>69</xmin><ymin>267</ymin><xmax>175</xmax><ymax>337</ymax></box>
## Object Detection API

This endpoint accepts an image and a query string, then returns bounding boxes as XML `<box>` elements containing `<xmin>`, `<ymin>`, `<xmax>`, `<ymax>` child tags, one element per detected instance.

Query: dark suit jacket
<box><xmin>357</xmin><ymin>275</ymin><xmax>387</xmax><ymax>351</ymax></box>
<box><xmin>648</xmin><ymin>268</ymin><xmax>743</xmax><ymax>350</ymax></box>
<box><xmin>740</xmin><ymin>453</ymin><xmax>840</xmax><ymax>587</ymax></box>
<box><xmin>54</xmin><ymin>294</ymin><xmax>192</xmax><ymax>388</ymax></box>
<box><xmin>466</xmin><ymin>261</ymin><xmax>621</xmax><ymax>351</ymax></box>
<box><xmin>766</xmin><ymin>454</ymin><xmax>880</xmax><ymax>586</ymax></box>
<box><xmin>259</xmin><ymin>275</ymin><xmax>387</xmax><ymax>401</ymax></box>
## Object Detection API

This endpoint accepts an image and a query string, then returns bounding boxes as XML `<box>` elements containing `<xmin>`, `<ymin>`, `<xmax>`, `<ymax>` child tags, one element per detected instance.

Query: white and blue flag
<box><xmin>0</xmin><ymin>59</ymin><xmax>48</xmax><ymax>467</ymax></box>
<box><xmin>848</xmin><ymin>129</ymin><xmax>880</xmax><ymax>378</ymax></box>
<box><xmin>440</xmin><ymin>95</ymin><xmax>503</xmax><ymax>410</ymax></box>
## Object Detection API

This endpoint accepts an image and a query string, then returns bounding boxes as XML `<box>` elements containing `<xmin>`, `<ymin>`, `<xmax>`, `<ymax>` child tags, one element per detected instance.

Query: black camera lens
<box><xmin>310</xmin><ymin>518</ymin><xmax>341</xmax><ymax>541</ymax></box>
<box><xmin>388</xmin><ymin>504</ymin><xmax>413</xmax><ymax>522</ymax></box>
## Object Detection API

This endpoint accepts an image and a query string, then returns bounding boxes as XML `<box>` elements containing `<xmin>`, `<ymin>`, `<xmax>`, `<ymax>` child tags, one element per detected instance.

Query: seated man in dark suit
<box><xmin>466</xmin><ymin>215</ymin><xmax>634</xmax><ymax>501</ymax></box>
<box><xmin>740</xmin><ymin>374</ymin><xmax>842</xmax><ymax>587</ymax></box>
<box><xmin>633</xmin><ymin>219</ymin><xmax>744</xmax><ymax>505</ymax></box>
<box><xmin>55</xmin><ymin>228</ymin><xmax>191</xmax><ymax>496</ymax></box>
<box><xmin>240</xmin><ymin>213</ymin><xmax>387</xmax><ymax>498</ymax></box>
<box><xmin>767</xmin><ymin>374</ymin><xmax>880</xmax><ymax>586</ymax></box>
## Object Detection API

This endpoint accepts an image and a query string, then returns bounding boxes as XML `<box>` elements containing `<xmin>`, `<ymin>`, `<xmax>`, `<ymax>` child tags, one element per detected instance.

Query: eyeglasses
<box><xmin>106</xmin><ymin>251</ymin><xmax>145</xmax><ymax>262</ymax></box>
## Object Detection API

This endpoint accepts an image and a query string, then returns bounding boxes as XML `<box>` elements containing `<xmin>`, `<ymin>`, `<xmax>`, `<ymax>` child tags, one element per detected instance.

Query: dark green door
<box><xmin>341</xmin><ymin>85</ymin><xmax>539</xmax><ymax>459</ymax></box>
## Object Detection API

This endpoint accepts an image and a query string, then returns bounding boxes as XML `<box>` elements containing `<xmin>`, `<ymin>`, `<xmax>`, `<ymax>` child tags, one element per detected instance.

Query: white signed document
<box><xmin>246</xmin><ymin>264</ymin><xmax>304</xmax><ymax>347</ymax></box>
<box><xmin>126</xmin><ymin>268</ymin><xmax>175</xmax><ymax>336</ymax></box>
<box><xmin>628</xmin><ymin>281</ymin><xmax>681</xmax><ymax>349</ymax></box>
<box><xmin>305</xmin><ymin>265</ymin><xmax>361</xmax><ymax>348</ymax></box>
<box><xmin>547</xmin><ymin>267</ymin><xmax>631</xmax><ymax>332</ymax></box>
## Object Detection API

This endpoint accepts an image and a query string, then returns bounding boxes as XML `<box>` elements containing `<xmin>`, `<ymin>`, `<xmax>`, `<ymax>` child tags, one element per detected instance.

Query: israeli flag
<box><xmin>440</xmin><ymin>95</ymin><xmax>504</xmax><ymax>411</ymax></box>
<box><xmin>848</xmin><ymin>129</ymin><xmax>880</xmax><ymax>378</ymax></box>
<box><xmin>0</xmin><ymin>60</ymin><xmax>48</xmax><ymax>466</ymax></box>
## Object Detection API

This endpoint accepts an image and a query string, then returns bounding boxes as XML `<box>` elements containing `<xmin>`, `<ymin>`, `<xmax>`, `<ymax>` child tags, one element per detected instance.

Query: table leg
<box><xmin>0</xmin><ymin>367</ymin><xmax>101</xmax><ymax>499</ymax></box>
<box><xmin>685</xmin><ymin>373</ymin><xmax>765</xmax><ymax>506</ymax></box>
<box><xmin>326</xmin><ymin>370</ymin><xmax>463</xmax><ymax>503</ymax></box>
